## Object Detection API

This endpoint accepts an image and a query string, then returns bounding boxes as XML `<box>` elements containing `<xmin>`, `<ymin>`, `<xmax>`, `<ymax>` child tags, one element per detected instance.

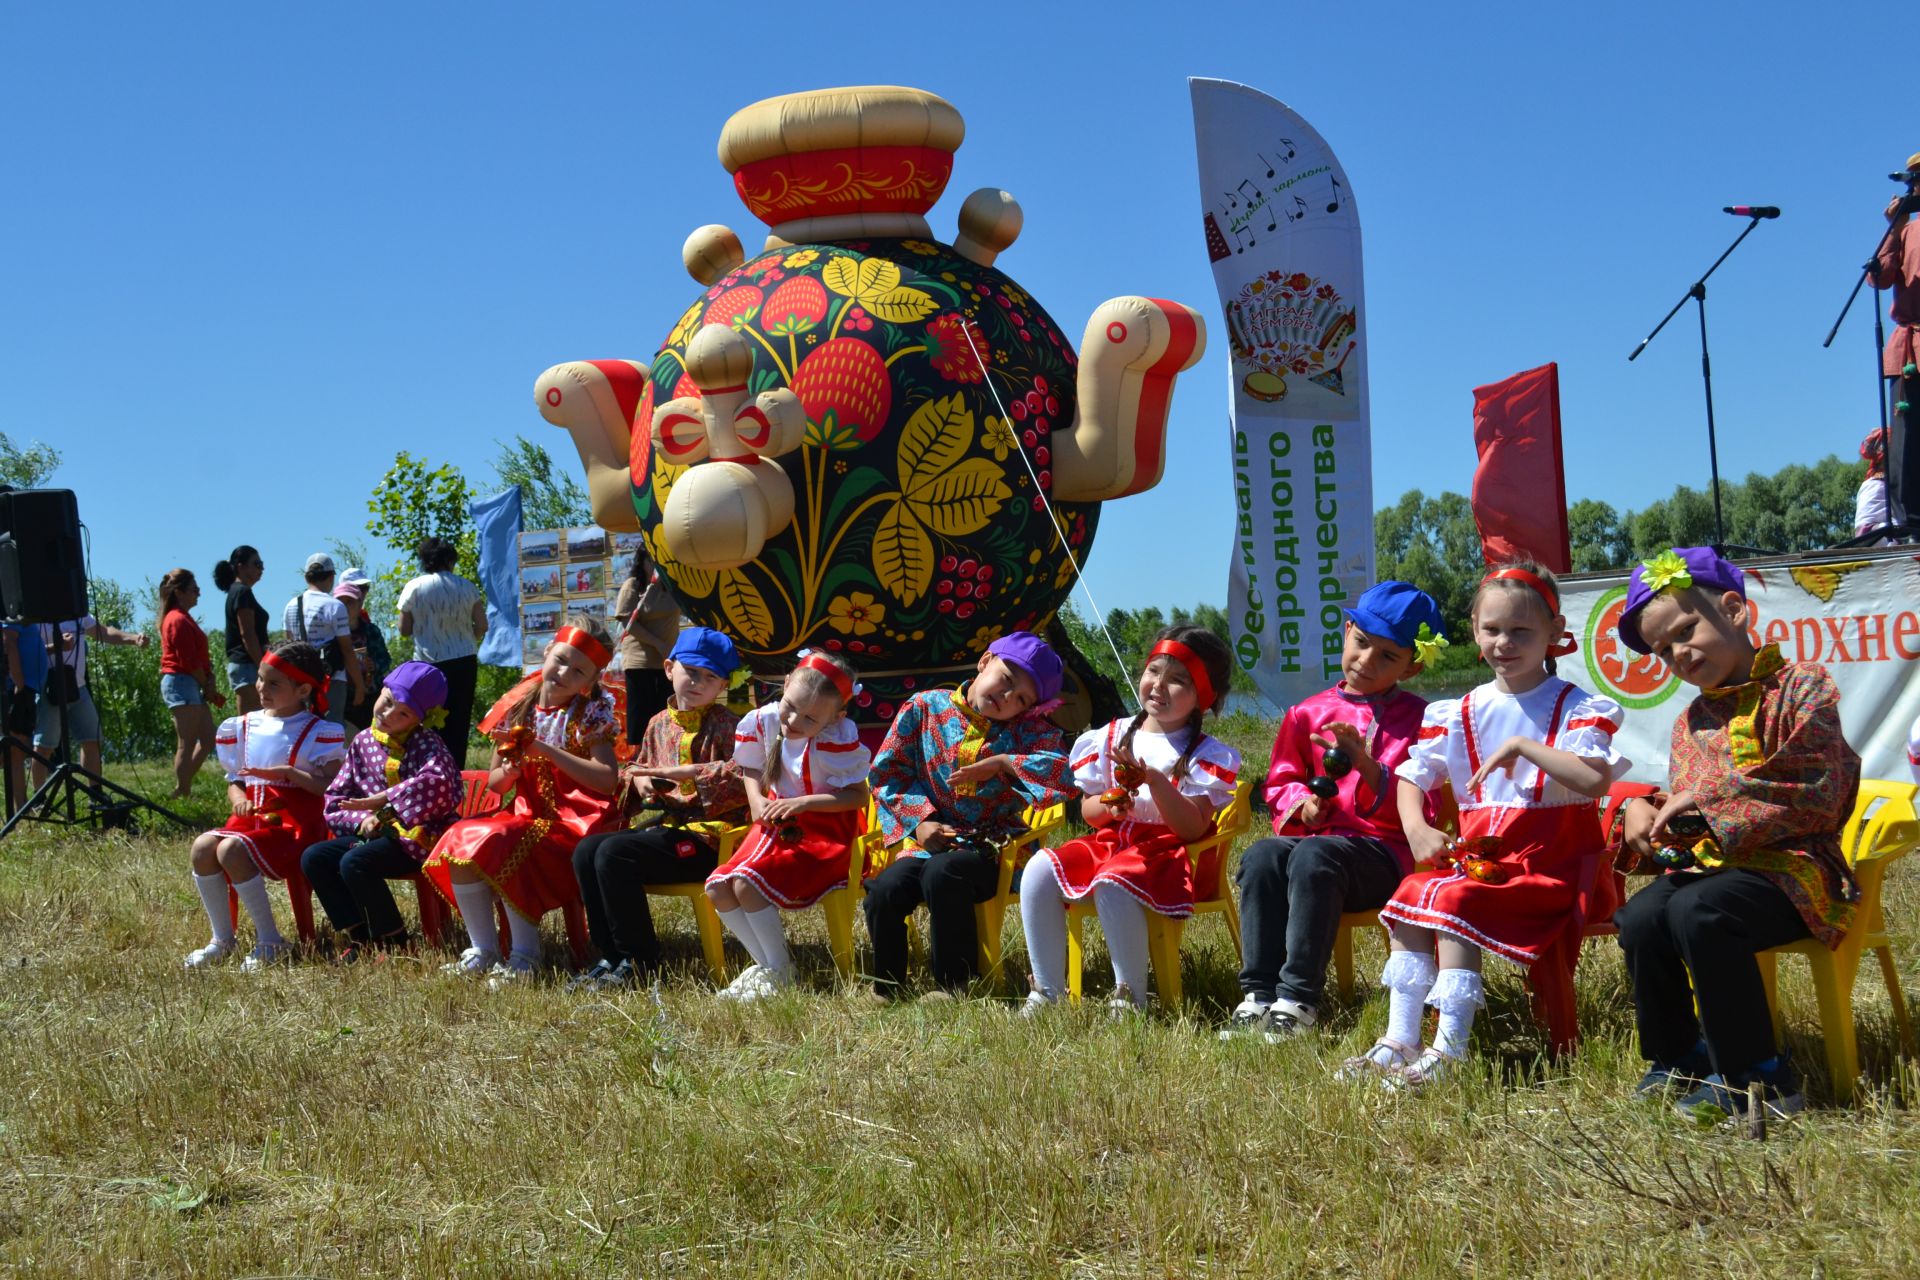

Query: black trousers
<box><xmin>433</xmin><ymin>654</ymin><xmax>479</xmax><ymax>769</ymax></box>
<box><xmin>1888</xmin><ymin>368</ymin><xmax>1920</xmax><ymax>527</ymax></box>
<box><xmin>862</xmin><ymin>843</ymin><xmax>1001</xmax><ymax>992</ymax></box>
<box><xmin>624</xmin><ymin>667</ymin><xmax>673</xmax><ymax>745</ymax></box>
<box><xmin>1614</xmin><ymin>868</ymin><xmax>1810</xmax><ymax>1079</ymax></box>
<box><xmin>301</xmin><ymin>835</ymin><xmax>420</xmax><ymax>942</ymax></box>
<box><xmin>572</xmin><ymin>827</ymin><xmax>719</xmax><ymax>967</ymax></box>
<box><xmin>1234</xmin><ymin>834</ymin><xmax>1405</xmax><ymax>1008</ymax></box>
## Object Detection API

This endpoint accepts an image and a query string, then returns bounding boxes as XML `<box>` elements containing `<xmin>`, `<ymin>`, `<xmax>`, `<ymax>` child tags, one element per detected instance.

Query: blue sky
<box><xmin>4</xmin><ymin>1</ymin><xmax>1903</xmax><ymax>627</ymax></box>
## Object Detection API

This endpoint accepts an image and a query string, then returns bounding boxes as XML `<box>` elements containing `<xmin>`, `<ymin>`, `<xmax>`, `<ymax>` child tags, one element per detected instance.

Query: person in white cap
<box><xmin>282</xmin><ymin>553</ymin><xmax>366</xmax><ymax>724</ymax></box>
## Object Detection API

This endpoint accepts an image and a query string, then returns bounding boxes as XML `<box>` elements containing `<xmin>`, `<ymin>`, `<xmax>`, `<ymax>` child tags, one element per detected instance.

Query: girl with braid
<box><xmin>1020</xmin><ymin>626</ymin><xmax>1241</xmax><ymax>1014</ymax></box>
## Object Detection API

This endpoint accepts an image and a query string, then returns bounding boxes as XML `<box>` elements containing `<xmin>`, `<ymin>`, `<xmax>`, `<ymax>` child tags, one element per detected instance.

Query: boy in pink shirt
<box><xmin>1222</xmin><ymin>581</ymin><xmax>1447</xmax><ymax>1040</ymax></box>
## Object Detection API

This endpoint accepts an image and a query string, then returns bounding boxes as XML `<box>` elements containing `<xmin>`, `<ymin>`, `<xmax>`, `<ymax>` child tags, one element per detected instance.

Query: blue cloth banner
<box><xmin>471</xmin><ymin>486</ymin><xmax>523</xmax><ymax>667</ymax></box>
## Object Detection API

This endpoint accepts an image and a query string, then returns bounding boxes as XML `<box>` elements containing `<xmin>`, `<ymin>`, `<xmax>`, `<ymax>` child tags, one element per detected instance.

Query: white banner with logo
<box><xmin>1192</xmin><ymin>78</ymin><xmax>1374</xmax><ymax>711</ymax></box>
<box><xmin>1562</xmin><ymin>549</ymin><xmax>1920</xmax><ymax>784</ymax></box>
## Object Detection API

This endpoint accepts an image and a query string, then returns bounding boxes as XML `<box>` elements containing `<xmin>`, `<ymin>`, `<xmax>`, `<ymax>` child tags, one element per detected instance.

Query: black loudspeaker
<box><xmin>0</xmin><ymin>488</ymin><xmax>88</xmax><ymax>623</ymax></box>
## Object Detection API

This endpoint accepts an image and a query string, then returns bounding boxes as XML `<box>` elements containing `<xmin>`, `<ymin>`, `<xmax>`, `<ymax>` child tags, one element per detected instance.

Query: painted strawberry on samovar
<box><xmin>538</xmin><ymin>85</ymin><xmax>1205</xmax><ymax>727</ymax></box>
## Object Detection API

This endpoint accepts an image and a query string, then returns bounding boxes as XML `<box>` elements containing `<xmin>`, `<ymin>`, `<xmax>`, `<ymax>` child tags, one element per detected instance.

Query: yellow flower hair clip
<box><xmin>1640</xmin><ymin>549</ymin><xmax>1693</xmax><ymax>594</ymax></box>
<box><xmin>1412</xmin><ymin>622</ymin><xmax>1448</xmax><ymax>668</ymax></box>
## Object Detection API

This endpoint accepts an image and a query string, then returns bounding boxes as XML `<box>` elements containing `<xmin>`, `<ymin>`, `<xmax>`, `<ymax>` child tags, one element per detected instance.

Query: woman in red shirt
<box><xmin>158</xmin><ymin>568</ymin><xmax>224</xmax><ymax>797</ymax></box>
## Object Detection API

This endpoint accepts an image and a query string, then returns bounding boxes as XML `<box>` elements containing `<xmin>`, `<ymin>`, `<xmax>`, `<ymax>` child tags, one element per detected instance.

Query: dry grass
<box><xmin>2</xmin><ymin>760</ymin><xmax>1917</xmax><ymax>1278</ymax></box>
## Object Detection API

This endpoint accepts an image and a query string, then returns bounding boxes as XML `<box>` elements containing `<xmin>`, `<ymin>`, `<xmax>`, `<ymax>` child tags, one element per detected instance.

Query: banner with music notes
<box><xmin>1191</xmin><ymin>78</ymin><xmax>1375</xmax><ymax>710</ymax></box>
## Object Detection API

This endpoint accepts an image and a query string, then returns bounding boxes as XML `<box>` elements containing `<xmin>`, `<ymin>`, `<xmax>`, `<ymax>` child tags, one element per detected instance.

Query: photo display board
<box><xmin>517</xmin><ymin>526</ymin><xmax>649</xmax><ymax>671</ymax></box>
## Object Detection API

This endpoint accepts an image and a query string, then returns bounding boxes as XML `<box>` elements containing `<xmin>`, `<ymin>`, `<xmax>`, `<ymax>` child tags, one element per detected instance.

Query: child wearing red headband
<box><xmin>183</xmin><ymin>641</ymin><xmax>347</xmax><ymax>970</ymax></box>
<box><xmin>1347</xmin><ymin>559</ymin><xmax>1627</xmax><ymax>1088</ymax></box>
<box><xmin>1020</xmin><ymin>625</ymin><xmax>1241</xmax><ymax>1014</ymax></box>
<box><xmin>704</xmin><ymin>648</ymin><xmax>871</xmax><ymax>1001</ymax></box>
<box><xmin>424</xmin><ymin>615</ymin><xmax>621</xmax><ymax>983</ymax></box>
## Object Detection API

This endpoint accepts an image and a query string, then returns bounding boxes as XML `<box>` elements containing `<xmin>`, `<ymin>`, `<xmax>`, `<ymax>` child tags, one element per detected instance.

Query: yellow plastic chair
<box><xmin>644</xmin><ymin>823</ymin><xmax>748</xmax><ymax>983</ymax></box>
<box><xmin>1754</xmin><ymin>778</ymin><xmax>1917</xmax><ymax>1102</ymax></box>
<box><xmin>1332</xmin><ymin>910</ymin><xmax>1388</xmax><ymax>1001</ymax></box>
<box><xmin>819</xmin><ymin>799</ymin><xmax>878</xmax><ymax>980</ymax></box>
<box><xmin>1064</xmin><ymin>778</ymin><xmax>1254</xmax><ymax>1010</ymax></box>
<box><xmin>868</xmin><ymin>801</ymin><xmax>1072</xmax><ymax>992</ymax></box>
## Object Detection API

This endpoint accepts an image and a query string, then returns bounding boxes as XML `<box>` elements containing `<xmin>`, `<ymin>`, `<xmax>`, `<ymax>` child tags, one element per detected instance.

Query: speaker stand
<box><xmin>0</xmin><ymin>645</ymin><xmax>188</xmax><ymax>839</ymax></box>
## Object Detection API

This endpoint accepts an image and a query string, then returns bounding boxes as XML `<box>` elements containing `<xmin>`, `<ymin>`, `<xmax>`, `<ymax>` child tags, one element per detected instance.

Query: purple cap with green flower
<box><xmin>1618</xmin><ymin>547</ymin><xmax>1746</xmax><ymax>655</ymax></box>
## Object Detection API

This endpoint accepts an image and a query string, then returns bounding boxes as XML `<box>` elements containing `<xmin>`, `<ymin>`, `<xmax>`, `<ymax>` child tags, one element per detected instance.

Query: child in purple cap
<box><xmin>1221</xmin><ymin>580</ymin><xmax>1444</xmax><ymax>1042</ymax></box>
<box><xmin>301</xmin><ymin>661</ymin><xmax>462</xmax><ymax>959</ymax></box>
<box><xmin>1611</xmin><ymin>547</ymin><xmax>1860</xmax><ymax>1122</ymax></box>
<box><xmin>863</xmin><ymin>631</ymin><xmax>1079</xmax><ymax>999</ymax></box>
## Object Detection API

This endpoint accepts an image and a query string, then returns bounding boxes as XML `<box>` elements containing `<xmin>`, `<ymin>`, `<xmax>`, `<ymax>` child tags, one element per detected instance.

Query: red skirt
<box><xmin>707</xmin><ymin>809</ymin><xmax>862</xmax><ymax>910</ymax></box>
<box><xmin>212</xmin><ymin>789</ymin><xmax>329</xmax><ymax>881</ymax></box>
<box><xmin>423</xmin><ymin>761</ymin><xmax>616</xmax><ymax>920</ymax></box>
<box><xmin>1377</xmin><ymin>803</ymin><xmax>1603</xmax><ymax>967</ymax></box>
<box><xmin>1041</xmin><ymin>819</ymin><xmax>1223</xmax><ymax>919</ymax></box>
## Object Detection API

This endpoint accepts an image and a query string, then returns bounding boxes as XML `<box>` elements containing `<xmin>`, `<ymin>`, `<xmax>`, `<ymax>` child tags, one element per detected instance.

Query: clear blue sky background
<box><xmin>4</xmin><ymin>1</ymin><xmax>1903</xmax><ymax>628</ymax></box>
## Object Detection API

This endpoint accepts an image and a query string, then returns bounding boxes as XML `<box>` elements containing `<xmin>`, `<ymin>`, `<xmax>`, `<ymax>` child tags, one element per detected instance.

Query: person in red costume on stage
<box><xmin>1868</xmin><ymin>152</ymin><xmax>1920</xmax><ymax>529</ymax></box>
<box><xmin>425</xmin><ymin>615</ymin><xmax>620</xmax><ymax>984</ymax></box>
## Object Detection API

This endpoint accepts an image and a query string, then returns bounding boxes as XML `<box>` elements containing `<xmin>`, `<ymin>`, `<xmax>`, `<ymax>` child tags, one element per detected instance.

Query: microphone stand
<box><xmin>1825</xmin><ymin>205</ymin><xmax>1913</xmax><ymax>546</ymax></box>
<box><xmin>1628</xmin><ymin>214</ymin><xmax>1772</xmax><ymax>558</ymax></box>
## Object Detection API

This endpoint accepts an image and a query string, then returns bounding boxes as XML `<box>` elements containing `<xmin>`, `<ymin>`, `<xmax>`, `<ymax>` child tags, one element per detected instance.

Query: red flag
<box><xmin>1471</xmin><ymin>362</ymin><xmax>1570</xmax><ymax>572</ymax></box>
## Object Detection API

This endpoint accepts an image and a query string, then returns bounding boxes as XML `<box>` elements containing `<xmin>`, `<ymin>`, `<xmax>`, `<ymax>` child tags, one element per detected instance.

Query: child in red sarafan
<box><xmin>704</xmin><ymin>649</ymin><xmax>871</xmax><ymax>1002</ymax></box>
<box><xmin>1346</xmin><ymin>562</ymin><xmax>1628</xmax><ymax>1089</ymax></box>
<box><xmin>183</xmin><ymin>642</ymin><xmax>346</xmax><ymax>971</ymax></box>
<box><xmin>425</xmin><ymin>617</ymin><xmax>620</xmax><ymax>983</ymax></box>
<box><xmin>1019</xmin><ymin>626</ymin><xmax>1241</xmax><ymax>1014</ymax></box>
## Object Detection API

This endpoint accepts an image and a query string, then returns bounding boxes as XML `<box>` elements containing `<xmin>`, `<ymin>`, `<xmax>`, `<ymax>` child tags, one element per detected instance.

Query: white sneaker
<box><xmin>486</xmin><ymin>953</ymin><xmax>538</xmax><ymax>989</ymax></box>
<box><xmin>441</xmin><ymin>946</ymin><xmax>501</xmax><ymax>977</ymax></box>
<box><xmin>1217</xmin><ymin>996</ymin><xmax>1272</xmax><ymax>1040</ymax></box>
<box><xmin>1021</xmin><ymin>988</ymin><xmax>1062</xmax><ymax>1019</ymax></box>
<box><xmin>732</xmin><ymin>965</ymin><xmax>792</xmax><ymax>1004</ymax></box>
<box><xmin>239</xmin><ymin>940</ymin><xmax>294</xmax><ymax>972</ymax></box>
<box><xmin>1261</xmin><ymin>998</ymin><xmax>1317</xmax><ymax>1043</ymax></box>
<box><xmin>715</xmin><ymin>963</ymin><xmax>765</xmax><ymax>1001</ymax></box>
<box><xmin>183</xmin><ymin>939</ymin><xmax>235</xmax><ymax>969</ymax></box>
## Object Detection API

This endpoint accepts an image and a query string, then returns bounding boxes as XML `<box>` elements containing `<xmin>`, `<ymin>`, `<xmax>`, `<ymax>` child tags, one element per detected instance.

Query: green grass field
<box><xmin>2</xmin><ymin>753</ymin><xmax>1916</xmax><ymax>1278</ymax></box>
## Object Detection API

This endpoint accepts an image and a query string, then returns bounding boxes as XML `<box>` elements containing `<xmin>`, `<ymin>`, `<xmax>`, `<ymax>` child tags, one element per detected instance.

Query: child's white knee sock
<box><xmin>504</xmin><ymin>903</ymin><xmax>542</xmax><ymax>964</ymax></box>
<box><xmin>1093</xmin><ymin>884</ymin><xmax>1150</xmax><ymax>1003</ymax></box>
<box><xmin>743</xmin><ymin>907</ymin><xmax>791</xmax><ymax>973</ymax></box>
<box><xmin>193</xmin><ymin>872</ymin><xmax>237</xmax><ymax>945</ymax></box>
<box><xmin>1019</xmin><ymin>858</ymin><xmax>1068</xmax><ymax>997</ymax></box>
<box><xmin>453</xmin><ymin>881</ymin><xmax>501</xmax><ymax>956</ymax></box>
<box><xmin>1428</xmin><ymin>968</ymin><xmax>1486</xmax><ymax>1058</ymax></box>
<box><xmin>231</xmin><ymin>875</ymin><xmax>284</xmax><ymax>946</ymax></box>
<box><xmin>1380</xmin><ymin>950</ymin><xmax>1438</xmax><ymax>1047</ymax></box>
<box><xmin>716</xmin><ymin>906</ymin><xmax>769</xmax><ymax>968</ymax></box>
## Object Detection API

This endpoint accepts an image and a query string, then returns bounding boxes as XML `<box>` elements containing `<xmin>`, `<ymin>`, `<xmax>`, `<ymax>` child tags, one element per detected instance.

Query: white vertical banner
<box><xmin>1192</xmin><ymin>78</ymin><xmax>1374</xmax><ymax>711</ymax></box>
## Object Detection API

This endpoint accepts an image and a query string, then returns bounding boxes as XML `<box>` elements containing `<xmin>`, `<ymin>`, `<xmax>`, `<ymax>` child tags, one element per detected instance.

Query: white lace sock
<box><xmin>1018</xmin><ymin>855</ymin><xmax>1068</xmax><ymax>997</ymax></box>
<box><xmin>743</xmin><ymin>907</ymin><xmax>791</xmax><ymax>974</ymax></box>
<box><xmin>453</xmin><ymin>881</ymin><xmax>501</xmax><ymax>956</ymax></box>
<box><xmin>1380</xmin><ymin>949</ymin><xmax>1438</xmax><ymax>1048</ymax></box>
<box><xmin>1428</xmin><ymin>967</ymin><xmax>1487</xmax><ymax>1058</ymax></box>
<box><xmin>716</xmin><ymin>906</ymin><xmax>769</xmax><ymax>969</ymax></box>
<box><xmin>1093</xmin><ymin>883</ymin><xmax>1150</xmax><ymax>1002</ymax></box>
<box><xmin>193</xmin><ymin>871</ymin><xmax>236</xmax><ymax>946</ymax></box>
<box><xmin>504</xmin><ymin>903</ymin><xmax>542</xmax><ymax>965</ymax></box>
<box><xmin>230</xmin><ymin>874</ymin><xmax>284</xmax><ymax>946</ymax></box>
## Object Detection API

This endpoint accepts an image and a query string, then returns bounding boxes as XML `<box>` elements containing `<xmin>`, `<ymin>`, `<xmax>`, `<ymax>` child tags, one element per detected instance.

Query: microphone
<box><xmin>1723</xmin><ymin>206</ymin><xmax>1781</xmax><ymax>218</ymax></box>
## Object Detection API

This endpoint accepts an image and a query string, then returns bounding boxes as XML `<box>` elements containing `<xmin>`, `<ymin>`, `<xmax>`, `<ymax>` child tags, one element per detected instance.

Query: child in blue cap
<box><xmin>1610</xmin><ymin>547</ymin><xmax>1859</xmax><ymax>1122</ymax></box>
<box><xmin>1221</xmin><ymin>581</ymin><xmax>1446</xmax><ymax>1041</ymax></box>
<box><xmin>568</xmin><ymin>627</ymin><xmax>750</xmax><ymax>989</ymax></box>
<box><xmin>863</xmin><ymin>631</ymin><xmax>1080</xmax><ymax>999</ymax></box>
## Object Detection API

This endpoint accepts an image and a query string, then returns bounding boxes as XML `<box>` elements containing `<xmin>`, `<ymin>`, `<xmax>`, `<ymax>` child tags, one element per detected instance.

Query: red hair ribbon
<box><xmin>262</xmin><ymin>650</ymin><xmax>328</xmax><ymax>716</ymax></box>
<box><xmin>1148</xmin><ymin>638</ymin><xmax>1217</xmax><ymax>712</ymax></box>
<box><xmin>553</xmin><ymin>625</ymin><xmax>612</xmax><ymax>671</ymax></box>
<box><xmin>797</xmin><ymin>652</ymin><xmax>854</xmax><ymax>703</ymax></box>
<box><xmin>1481</xmin><ymin>568</ymin><xmax>1578</xmax><ymax>657</ymax></box>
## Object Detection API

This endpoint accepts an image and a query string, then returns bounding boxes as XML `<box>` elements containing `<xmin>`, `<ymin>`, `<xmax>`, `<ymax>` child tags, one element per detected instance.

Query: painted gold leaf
<box><xmin>718</xmin><ymin>569</ymin><xmax>773</xmax><ymax>646</ymax></box>
<box><xmin>906</xmin><ymin>458</ymin><xmax>1010</xmax><ymax>536</ymax></box>
<box><xmin>872</xmin><ymin>502</ymin><xmax>934</xmax><ymax>606</ymax></box>
<box><xmin>896</xmin><ymin>393</ymin><xmax>974</xmax><ymax>494</ymax></box>
<box><xmin>864</xmin><ymin>285</ymin><xmax>938</xmax><ymax>324</ymax></box>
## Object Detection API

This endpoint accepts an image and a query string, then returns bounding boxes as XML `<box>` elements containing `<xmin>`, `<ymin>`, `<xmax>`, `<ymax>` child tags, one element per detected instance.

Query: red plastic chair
<box><xmin>1527</xmin><ymin>780</ymin><xmax>1657</xmax><ymax>1055</ymax></box>
<box><xmin>412</xmin><ymin>770</ymin><xmax>505</xmax><ymax>946</ymax></box>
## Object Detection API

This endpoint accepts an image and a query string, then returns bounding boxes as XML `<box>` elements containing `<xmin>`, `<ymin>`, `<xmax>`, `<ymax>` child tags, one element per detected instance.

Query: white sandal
<box><xmin>1384</xmin><ymin>1045</ymin><xmax>1466</xmax><ymax>1092</ymax></box>
<box><xmin>1334</xmin><ymin>1037</ymin><xmax>1419</xmax><ymax>1082</ymax></box>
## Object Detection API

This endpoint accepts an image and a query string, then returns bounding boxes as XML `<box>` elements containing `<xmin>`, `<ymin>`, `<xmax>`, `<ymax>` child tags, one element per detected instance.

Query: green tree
<box><xmin>491</xmin><ymin>435</ymin><xmax>591</xmax><ymax>532</ymax></box>
<box><xmin>86</xmin><ymin>577</ymin><xmax>182</xmax><ymax>762</ymax></box>
<box><xmin>1566</xmin><ymin>498</ymin><xmax>1629</xmax><ymax>571</ymax></box>
<box><xmin>1372</xmin><ymin>488</ymin><xmax>1480</xmax><ymax>642</ymax></box>
<box><xmin>0</xmin><ymin>432</ymin><xmax>60</xmax><ymax>487</ymax></box>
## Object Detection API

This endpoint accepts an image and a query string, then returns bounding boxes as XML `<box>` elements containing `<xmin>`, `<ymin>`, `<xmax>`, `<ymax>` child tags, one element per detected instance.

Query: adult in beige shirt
<box><xmin>615</xmin><ymin>548</ymin><xmax>681</xmax><ymax>742</ymax></box>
